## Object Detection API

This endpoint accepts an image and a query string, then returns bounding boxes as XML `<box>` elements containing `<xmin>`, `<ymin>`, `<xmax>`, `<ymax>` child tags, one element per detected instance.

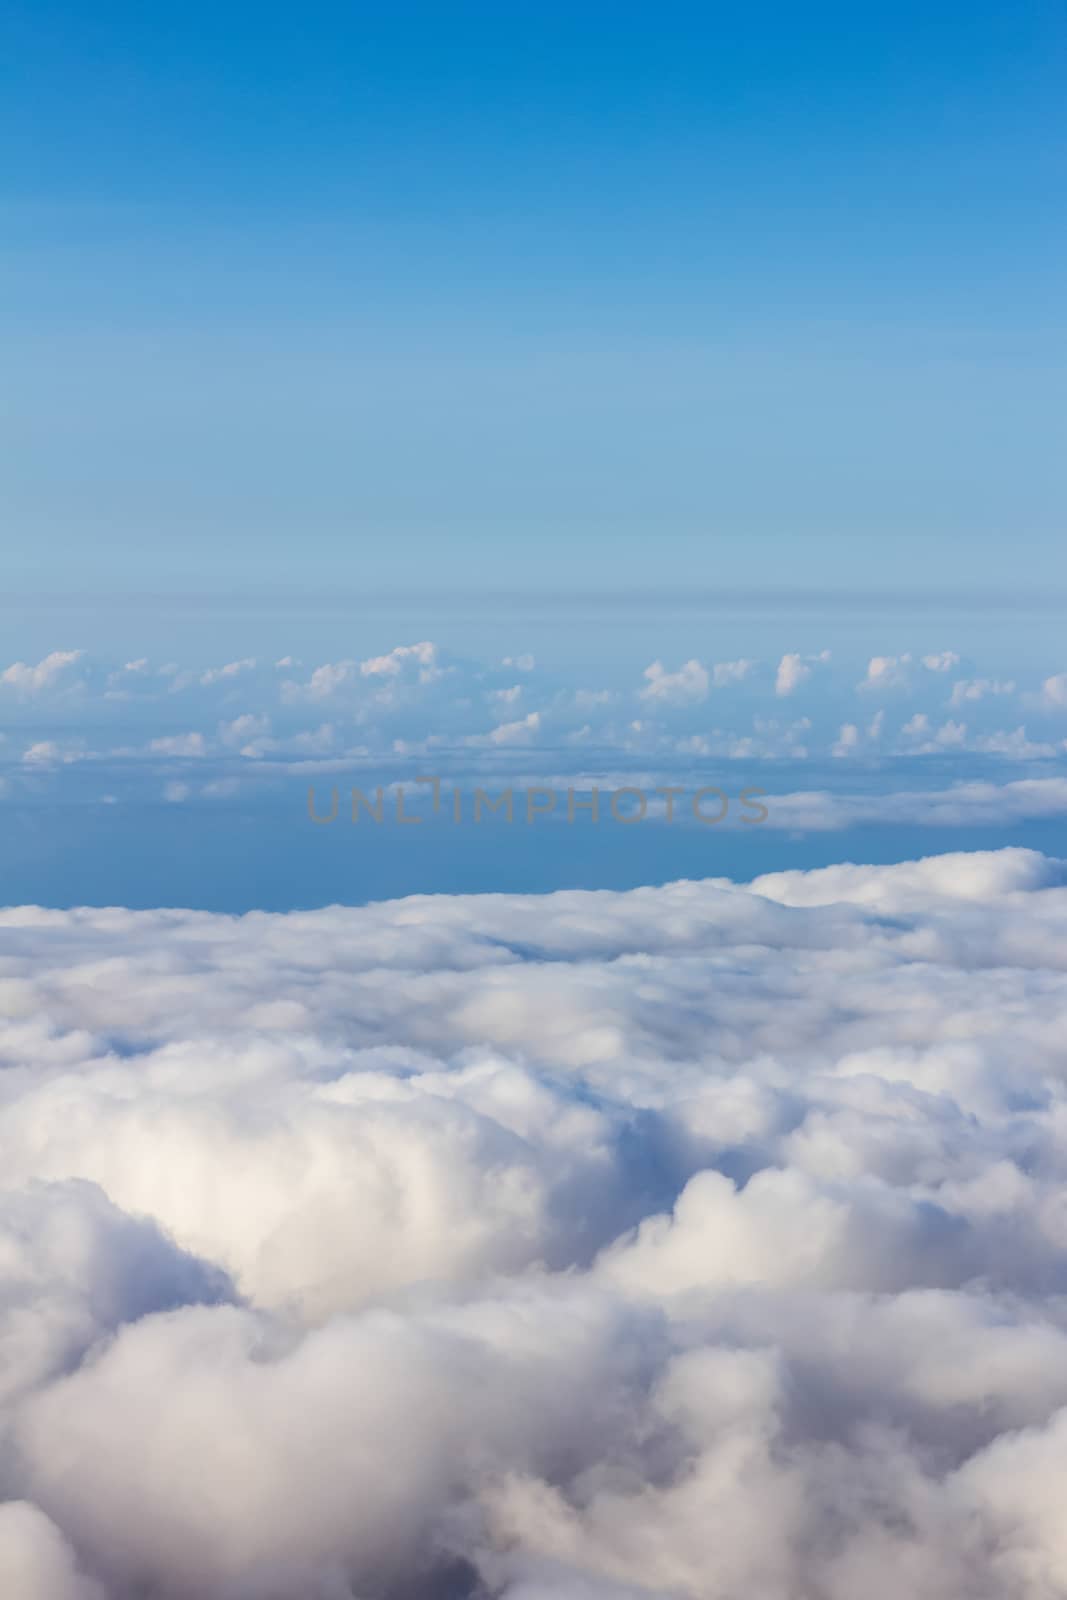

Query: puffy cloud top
<box><xmin>3</xmin><ymin>850</ymin><xmax>1067</xmax><ymax>1596</ymax></box>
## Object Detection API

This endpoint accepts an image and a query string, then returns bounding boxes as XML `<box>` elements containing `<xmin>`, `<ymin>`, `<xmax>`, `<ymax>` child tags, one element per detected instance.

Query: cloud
<box><xmin>281</xmin><ymin>659</ymin><xmax>357</xmax><ymax>702</ymax></box>
<box><xmin>639</xmin><ymin>659</ymin><xmax>709</xmax><ymax>705</ymax></box>
<box><xmin>762</xmin><ymin>775</ymin><xmax>1067</xmax><ymax>830</ymax></box>
<box><xmin>774</xmin><ymin>653</ymin><xmax>809</xmax><ymax>696</ymax></box>
<box><xmin>148</xmin><ymin>732</ymin><xmax>207</xmax><ymax>758</ymax></box>
<box><xmin>949</xmin><ymin>678</ymin><xmax>1016</xmax><ymax>707</ymax></box>
<box><xmin>0</xmin><ymin>651</ymin><xmax>84</xmax><ymax>695</ymax></box>
<box><xmin>831</xmin><ymin>722</ymin><xmax>860</xmax><ymax>758</ymax></box>
<box><xmin>360</xmin><ymin>641</ymin><xmax>442</xmax><ymax>682</ymax></box>
<box><xmin>4</xmin><ymin>852</ymin><xmax>1067</xmax><ymax>1594</ymax></box>
<box><xmin>711</xmin><ymin>657</ymin><xmax>755</xmax><ymax>687</ymax></box>
<box><xmin>775</xmin><ymin>650</ymin><xmax>829</xmax><ymax>697</ymax></box>
<box><xmin>1041</xmin><ymin>673</ymin><xmax>1067</xmax><ymax>709</ymax></box>
<box><xmin>859</xmin><ymin>653</ymin><xmax>912</xmax><ymax>691</ymax></box>
<box><xmin>218</xmin><ymin>713</ymin><xmax>271</xmax><ymax>755</ymax></box>
<box><xmin>22</xmin><ymin>741</ymin><xmax>66</xmax><ymax>766</ymax></box>
<box><xmin>482</xmin><ymin>711</ymin><xmax>542</xmax><ymax>745</ymax></box>
<box><xmin>0</xmin><ymin>1502</ymin><xmax>106</xmax><ymax>1600</ymax></box>
<box><xmin>199</xmin><ymin>658</ymin><xmax>256</xmax><ymax>686</ymax></box>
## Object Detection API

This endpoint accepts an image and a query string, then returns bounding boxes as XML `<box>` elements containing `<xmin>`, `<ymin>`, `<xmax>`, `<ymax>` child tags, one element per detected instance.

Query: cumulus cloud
<box><xmin>0</xmin><ymin>650</ymin><xmax>84</xmax><ymax>695</ymax></box>
<box><xmin>775</xmin><ymin>650</ymin><xmax>829</xmax><ymax>697</ymax></box>
<box><xmin>199</xmin><ymin>658</ymin><xmax>256</xmax><ymax>686</ymax></box>
<box><xmin>21</xmin><ymin>741</ymin><xmax>66</xmax><ymax>766</ymax></box>
<box><xmin>148</xmin><ymin>732</ymin><xmax>207</xmax><ymax>758</ymax></box>
<box><xmin>761</xmin><ymin>775</ymin><xmax>1067</xmax><ymax>830</ymax></box>
<box><xmin>0</xmin><ymin>1502</ymin><xmax>106</xmax><ymax>1600</ymax></box>
<box><xmin>949</xmin><ymin>678</ymin><xmax>1016</xmax><ymax>707</ymax></box>
<box><xmin>360</xmin><ymin>641</ymin><xmax>442</xmax><ymax>682</ymax></box>
<box><xmin>281</xmin><ymin>659</ymin><xmax>357</xmax><ymax>702</ymax></box>
<box><xmin>218</xmin><ymin>713</ymin><xmax>272</xmax><ymax>755</ymax></box>
<box><xmin>639</xmin><ymin>659</ymin><xmax>709</xmax><ymax>704</ymax></box>
<box><xmin>1041</xmin><ymin>673</ymin><xmax>1067</xmax><ymax>709</ymax></box>
<box><xmin>831</xmin><ymin>722</ymin><xmax>860</xmax><ymax>757</ymax></box>
<box><xmin>859</xmin><ymin>652</ymin><xmax>912</xmax><ymax>691</ymax></box>
<box><xmin>774</xmin><ymin>652</ymin><xmax>808</xmax><ymax>696</ymax></box>
<box><xmin>711</xmin><ymin>657</ymin><xmax>755</xmax><ymax>687</ymax></box>
<box><xmin>481</xmin><ymin>711</ymin><xmax>542</xmax><ymax>746</ymax></box>
<box><xmin>3</xmin><ymin>851</ymin><xmax>1067</xmax><ymax>1595</ymax></box>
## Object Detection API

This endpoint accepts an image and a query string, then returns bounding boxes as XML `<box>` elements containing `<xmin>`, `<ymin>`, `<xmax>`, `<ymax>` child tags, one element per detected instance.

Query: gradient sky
<box><xmin>3</xmin><ymin>0</ymin><xmax>1065</xmax><ymax>606</ymax></box>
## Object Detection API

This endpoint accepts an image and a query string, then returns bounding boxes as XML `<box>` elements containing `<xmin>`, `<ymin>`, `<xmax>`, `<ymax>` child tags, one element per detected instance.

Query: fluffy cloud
<box><xmin>3</xmin><ymin>851</ymin><xmax>1067</xmax><ymax>1595</ymax></box>
<box><xmin>0</xmin><ymin>651</ymin><xmax>84</xmax><ymax>695</ymax></box>
<box><xmin>711</xmin><ymin>657</ymin><xmax>755</xmax><ymax>687</ymax></box>
<box><xmin>831</xmin><ymin>722</ymin><xmax>860</xmax><ymax>757</ymax></box>
<box><xmin>860</xmin><ymin>652</ymin><xmax>912</xmax><ymax>691</ymax></box>
<box><xmin>775</xmin><ymin>650</ymin><xmax>829</xmax><ymax>697</ymax></box>
<box><xmin>148</xmin><ymin>732</ymin><xmax>207</xmax><ymax>758</ymax></box>
<box><xmin>863</xmin><ymin>653</ymin><xmax>962</xmax><ymax>692</ymax></box>
<box><xmin>639</xmin><ymin>658</ymin><xmax>710</xmax><ymax>704</ymax></box>
<box><xmin>1041</xmin><ymin>673</ymin><xmax>1067</xmax><ymax>709</ymax></box>
<box><xmin>281</xmin><ymin>659</ymin><xmax>357</xmax><ymax>702</ymax></box>
<box><xmin>482</xmin><ymin>710</ymin><xmax>542</xmax><ymax>745</ymax></box>
<box><xmin>199</xmin><ymin>658</ymin><xmax>256</xmax><ymax>687</ymax></box>
<box><xmin>360</xmin><ymin>640</ymin><xmax>442</xmax><ymax>682</ymax></box>
<box><xmin>763</xmin><ymin>775</ymin><xmax>1067</xmax><ymax>830</ymax></box>
<box><xmin>4</xmin><ymin>645</ymin><xmax>1066</xmax><ymax>822</ymax></box>
<box><xmin>949</xmin><ymin>678</ymin><xmax>1016</xmax><ymax>707</ymax></box>
<box><xmin>774</xmin><ymin>652</ymin><xmax>808</xmax><ymax>696</ymax></box>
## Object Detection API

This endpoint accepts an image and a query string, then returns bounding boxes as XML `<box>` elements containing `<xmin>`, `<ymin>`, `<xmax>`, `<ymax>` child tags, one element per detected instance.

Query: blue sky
<box><xmin>3</xmin><ymin>0</ymin><xmax>1065</xmax><ymax>609</ymax></box>
<box><xmin>3</xmin><ymin>2</ymin><xmax>1066</xmax><ymax>906</ymax></box>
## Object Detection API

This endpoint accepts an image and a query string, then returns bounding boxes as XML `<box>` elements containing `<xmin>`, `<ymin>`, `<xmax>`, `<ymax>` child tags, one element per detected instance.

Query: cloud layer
<box><xmin>2</xmin><ymin>849</ymin><xmax>1067</xmax><ymax>1595</ymax></box>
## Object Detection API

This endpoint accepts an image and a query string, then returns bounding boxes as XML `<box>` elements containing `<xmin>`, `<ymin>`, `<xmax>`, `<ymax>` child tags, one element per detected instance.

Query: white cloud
<box><xmin>832</xmin><ymin>722</ymin><xmax>860</xmax><ymax>758</ymax></box>
<box><xmin>0</xmin><ymin>1501</ymin><xmax>106</xmax><ymax>1600</ymax></box>
<box><xmin>922</xmin><ymin>651</ymin><xmax>961</xmax><ymax>672</ymax></box>
<box><xmin>218</xmin><ymin>714</ymin><xmax>271</xmax><ymax>755</ymax></box>
<box><xmin>22</xmin><ymin>742</ymin><xmax>63</xmax><ymax>766</ymax></box>
<box><xmin>360</xmin><ymin>641</ymin><xmax>441</xmax><ymax>682</ymax></box>
<box><xmin>775</xmin><ymin>651</ymin><xmax>829</xmax><ymax>697</ymax></box>
<box><xmin>4</xmin><ymin>852</ymin><xmax>1067</xmax><ymax>1595</ymax></box>
<box><xmin>281</xmin><ymin>659</ymin><xmax>356</xmax><ymax>702</ymax></box>
<box><xmin>711</xmin><ymin>658</ymin><xmax>755</xmax><ymax>687</ymax></box>
<box><xmin>148</xmin><ymin>732</ymin><xmax>207</xmax><ymax>758</ymax></box>
<box><xmin>774</xmin><ymin>653</ymin><xmax>809</xmax><ymax>696</ymax></box>
<box><xmin>483</xmin><ymin>711</ymin><xmax>542</xmax><ymax>745</ymax></box>
<box><xmin>859</xmin><ymin>653</ymin><xmax>912</xmax><ymax>691</ymax></box>
<box><xmin>950</xmin><ymin>678</ymin><xmax>1016</xmax><ymax>707</ymax></box>
<box><xmin>199</xmin><ymin>658</ymin><xmax>256</xmax><ymax>686</ymax></box>
<box><xmin>971</xmin><ymin>726</ymin><xmax>1058</xmax><ymax>759</ymax></box>
<box><xmin>0</xmin><ymin>651</ymin><xmax>84</xmax><ymax>695</ymax></box>
<box><xmin>1041</xmin><ymin>673</ymin><xmax>1067</xmax><ymax>709</ymax></box>
<box><xmin>639</xmin><ymin>659</ymin><xmax>709</xmax><ymax>705</ymax></box>
<box><xmin>762</xmin><ymin>775</ymin><xmax>1067</xmax><ymax>830</ymax></box>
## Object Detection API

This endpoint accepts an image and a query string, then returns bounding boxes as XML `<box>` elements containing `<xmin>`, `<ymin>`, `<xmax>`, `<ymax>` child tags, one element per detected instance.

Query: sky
<box><xmin>1</xmin><ymin>0</ymin><xmax>1066</xmax><ymax>907</ymax></box>
<box><xmin>3</xmin><ymin>0</ymin><xmax>1066</xmax><ymax>614</ymax></box>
